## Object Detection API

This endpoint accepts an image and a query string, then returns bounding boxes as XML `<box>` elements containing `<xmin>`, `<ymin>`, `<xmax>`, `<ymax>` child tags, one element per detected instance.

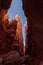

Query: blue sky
<box><xmin>8</xmin><ymin>0</ymin><xmax>26</xmax><ymax>44</ymax></box>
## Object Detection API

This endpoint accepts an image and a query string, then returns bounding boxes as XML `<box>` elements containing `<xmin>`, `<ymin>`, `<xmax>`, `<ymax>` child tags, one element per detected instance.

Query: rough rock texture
<box><xmin>22</xmin><ymin>0</ymin><xmax>43</xmax><ymax>64</ymax></box>
<box><xmin>0</xmin><ymin>51</ymin><xmax>33</xmax><ymax>65</ymax></box>
<box><xmin>0</xmin><ymin>0</ymin><xmax>24</xmax><ymax>56</ymax></box>
<box><xmin>10</xmin><ymin>14</ymin><xmax>24</xmax><ymax>55</ymax></box>
<box><xmin>0</xmin><ymin>0</ymin><xmax>33</xmax><ymax>65</ymax></box>
<box><xmin>0</xmin><ymin>14</ymin><xmax>24</xmax><ymax>55</ymax></box>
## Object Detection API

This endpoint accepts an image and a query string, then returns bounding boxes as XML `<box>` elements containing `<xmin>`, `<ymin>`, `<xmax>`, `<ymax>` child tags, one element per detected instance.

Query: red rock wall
<box><xmin>0</xmin><ymin>14</ymin><xmax>23</xmax><ymax>55</ymax></box>
<box><xmin>0</xmin><ymin>0</ymin><xmax>12</xmax><ymax>54</ymax></box>
<box><xmin>25</xmin><ymin>21</ymin><xmax>32</xmax><ymax>55</ymax></box>
<box><xmin>11</xmin><ymin>14</ymin><xmax>24</xmax><ymax>55</ymax></box>
<box><xmin>0</xmin><ymin>0</ymin><xmax>12</xmax><ymax>11</ymax></box>
<box><xmin>22</xmin><ymin>0</ymin><xmax>43</xmax><ymax>61</ymax></box>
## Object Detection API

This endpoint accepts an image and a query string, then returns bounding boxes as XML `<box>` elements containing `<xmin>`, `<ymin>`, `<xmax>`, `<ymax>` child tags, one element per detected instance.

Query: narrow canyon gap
<box><xmin>8</xmin><ymin>0</ymin><xmax>26</xmax><ymax>46</ymax></box>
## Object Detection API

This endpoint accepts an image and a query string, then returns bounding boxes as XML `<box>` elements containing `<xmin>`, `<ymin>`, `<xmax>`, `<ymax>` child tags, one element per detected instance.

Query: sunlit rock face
<box><xmin>22</xmin><ymin>0</ymin><xmax>43</xmax><ymax>64</ymax></box>
<box><xmin>25</xmin><ymin>21</ymin><xmax>32</xmax><ymax>55</ymax></box>
<box><xmin>11</xmin><ymin>14</ymin><xmax>24</xmax><ymax>55</ymax></box>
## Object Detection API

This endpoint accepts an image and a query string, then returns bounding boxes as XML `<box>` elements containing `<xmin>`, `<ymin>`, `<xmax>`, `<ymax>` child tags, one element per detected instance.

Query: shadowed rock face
<box><xmin>0</xmin><ymin>0</ymin><xmax>12</xmax><ymax>12</ymax></box>
<box><xmin>25</xmin><ymin>21</ymin><xmax>32</xmax><ymax>55</ymax></box>
<box><xmin>0</xmin><ymin>51</ymin><xmax>33</xmax><ymax>65</ymax></box>
<box><xmin>22</xmin><ymin>0</ymin><xmax>43</xmax><ymax>17</ymax></box>
<box><xmin>22</xmin><ymin>0</ymin><xmax>43</xmax><ymax>64</ymax></box>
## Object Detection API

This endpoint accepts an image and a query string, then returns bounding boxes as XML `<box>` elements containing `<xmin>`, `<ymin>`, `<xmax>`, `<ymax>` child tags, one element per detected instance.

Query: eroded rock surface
<box><xmin>22</xmin><ymin>0</ymin><xmax>43</xmax><ymax>65</ymax></box>
<box><xmin>0</xmin><ymin>0</ymin><xmax>33</xmax><ymax>65</ymax></box>
<box><xmin>0</xmin><ymin>51</ymin><xmax>33</xmax><ymax>65</ymax></box>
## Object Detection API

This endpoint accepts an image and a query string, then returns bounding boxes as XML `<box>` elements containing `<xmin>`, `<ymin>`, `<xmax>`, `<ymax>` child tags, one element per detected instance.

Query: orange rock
<box><xmin>11</xmin><ymin>14</ymin><xmax>24</xmax><ymax>55</ymax></box>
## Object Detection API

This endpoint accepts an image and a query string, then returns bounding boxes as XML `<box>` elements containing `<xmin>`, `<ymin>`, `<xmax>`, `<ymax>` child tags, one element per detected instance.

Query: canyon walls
<box><xmin>0</xmin><ymin>0</ymin><xmax>24</xmax><ymax>55</ymax></box>
<box><xmin>22</xmin><ymin>0</ymin><xmax>43</xmax><ymax>64</ymax></box>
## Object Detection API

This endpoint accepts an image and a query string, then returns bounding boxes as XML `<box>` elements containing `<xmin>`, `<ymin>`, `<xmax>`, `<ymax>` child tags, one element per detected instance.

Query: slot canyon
<box><xmin>0</xmin><ymin>0</ymin><xmax>43</xmax><ymax>65</ymax></box>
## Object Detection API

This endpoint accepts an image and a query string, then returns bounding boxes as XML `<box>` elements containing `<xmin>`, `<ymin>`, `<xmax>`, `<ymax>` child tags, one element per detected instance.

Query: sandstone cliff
<box><xmin>22</xmin><ymin>0</ymin><xmax>43</xmax><ymax>64</ymax></box>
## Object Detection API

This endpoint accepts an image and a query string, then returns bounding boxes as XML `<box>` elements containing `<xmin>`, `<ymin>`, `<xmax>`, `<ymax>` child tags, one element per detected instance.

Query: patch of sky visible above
<box><xmin>8</xmin><ymin>0</ymin><xmax>26</xmax><ymax>44</ymax></box>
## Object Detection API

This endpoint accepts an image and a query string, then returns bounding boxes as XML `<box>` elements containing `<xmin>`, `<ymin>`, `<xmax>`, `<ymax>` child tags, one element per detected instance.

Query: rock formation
<box><xmin>0</xmin><ymin>0</ymin><xmax>12</xmax><ymax>12</ymax></box>
<box><xmin>0</xmin><ymin>13</ymin><xmax>24</xmax><ymax>55</ymax></box>
<box><xmin>0</xmin><ymin>0</ymin><xmax>33</xmax><ymax>65</ymax></box>
<box><xmin>10</xmin><ymin>14</ymin><xmax>24</xmax><ymax>55</ymax></box>
<box><xmin>0</xmin><ymin>51</ymin><xmax>33</xmax><ymax>65</ymax></box>
<box><xmin>0</xmin><ymin>0</ymin><xmax>12</xmax><ymax>54</ymax></box>
<box><xmin>0</xmin><ymin>0</ymin><xmax>24</xmax><ymax>55</ymax></box>
<box><xmin>22</xmin><ymin>0</ymin><xmax>43</xmax><ymax>64</ymax></box>
<box><xmin>25</xmin><ymin>21</ymin><xmax>32</xmax><ymax>55</ymax></box>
